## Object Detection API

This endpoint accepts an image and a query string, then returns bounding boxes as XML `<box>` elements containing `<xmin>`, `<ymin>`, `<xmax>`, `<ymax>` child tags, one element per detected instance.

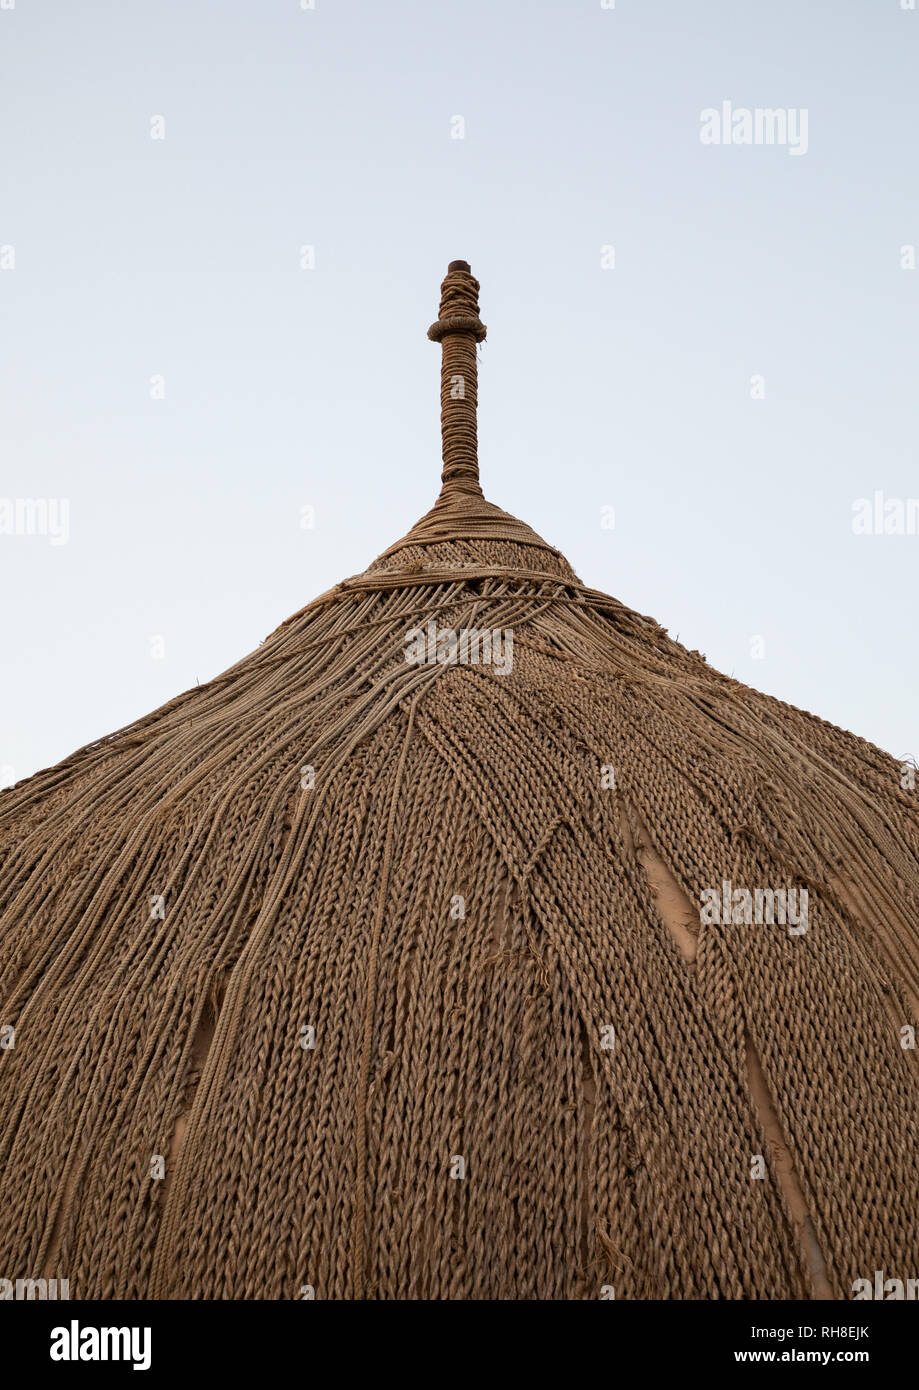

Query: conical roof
<box><xmin>1</xmin><ymin>264</ymin><xmax>917</xmax><ymax>1300</ymax></box>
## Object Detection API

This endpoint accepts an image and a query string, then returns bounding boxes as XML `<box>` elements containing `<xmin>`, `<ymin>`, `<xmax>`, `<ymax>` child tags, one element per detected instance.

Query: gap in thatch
<box><xmin>159</xmin><ymin>979</ymin><xmax>226</xmax><ymax>1205</ymax></box>
<box><xmin>479</xmin><ymin>870</ymin><xmax>511</xmax><ymax>969</ymax></box>
<box><xmin>744</xmin><ymin>1032</ymin><xmax>833</xmax><ymax>1299</ymax></box>
<box><xmin>619</xmin><ymin>801</ymin><xmax>698</xmax><ymax>965</ymax></box>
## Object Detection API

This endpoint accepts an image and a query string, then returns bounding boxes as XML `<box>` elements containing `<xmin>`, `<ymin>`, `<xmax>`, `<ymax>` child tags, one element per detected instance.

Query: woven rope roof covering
<box><xmin>1</xmin><ymin>264</ymin><xmax>917</xmax><ymax>1300</ymax></box>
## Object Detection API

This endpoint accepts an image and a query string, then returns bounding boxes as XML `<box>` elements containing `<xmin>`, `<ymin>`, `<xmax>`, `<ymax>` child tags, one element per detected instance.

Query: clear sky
<box><xmin>1</xmin><ymin>0</ymin><xmax>916</xmax><ymax>786</ymax></box>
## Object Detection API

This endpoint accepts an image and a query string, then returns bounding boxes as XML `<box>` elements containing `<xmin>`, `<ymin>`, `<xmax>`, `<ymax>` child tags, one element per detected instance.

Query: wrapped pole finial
<box><xmin>427</xmin><ymin>260</ymin><xmax>486</xmax><ymax>497</ymax></box>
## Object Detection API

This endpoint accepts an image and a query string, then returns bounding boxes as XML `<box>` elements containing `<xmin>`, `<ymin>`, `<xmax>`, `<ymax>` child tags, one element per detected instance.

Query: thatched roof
<box><xmin>1</xmin><ymin>263</ymin><xmax>917</xmax><ymax>1299</ymax></box>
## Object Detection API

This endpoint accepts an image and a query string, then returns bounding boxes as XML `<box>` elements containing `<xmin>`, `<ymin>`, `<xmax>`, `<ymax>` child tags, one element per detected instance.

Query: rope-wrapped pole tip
<box><xmin>427</xmin><ymin>260</ymin><xmax>487</xmax><ymax>497</ymax></box>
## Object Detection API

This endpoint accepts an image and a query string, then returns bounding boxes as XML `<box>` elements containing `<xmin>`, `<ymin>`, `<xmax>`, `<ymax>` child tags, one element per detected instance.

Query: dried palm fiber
<box><xmin>1</xmin><ymin>262</ymin><xmax>918</xmax><ymax>1303</ymax></box>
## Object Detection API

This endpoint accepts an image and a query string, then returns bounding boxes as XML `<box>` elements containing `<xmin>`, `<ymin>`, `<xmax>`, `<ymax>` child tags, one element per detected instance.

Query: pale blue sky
<box><xmin>1</xmin><ymin>0</ymin><xmax>917</xmax><ymax>785</ymax></box>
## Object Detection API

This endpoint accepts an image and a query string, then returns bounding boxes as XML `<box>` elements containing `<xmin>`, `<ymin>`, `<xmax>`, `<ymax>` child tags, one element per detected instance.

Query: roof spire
<box><xmin>427</xmin><ymin>260</ymin><xmax>486</xmax><ymax>498</ymax></box>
